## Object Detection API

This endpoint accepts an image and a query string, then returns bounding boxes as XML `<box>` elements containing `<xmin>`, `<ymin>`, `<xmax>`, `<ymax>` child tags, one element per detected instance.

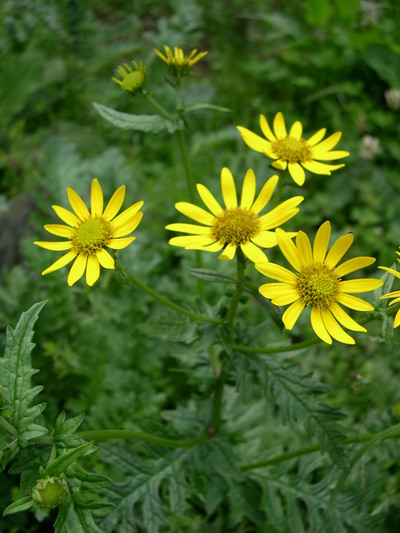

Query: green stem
<box><xmin>272</xmin><ymin>170</ymin><xmax>288</xmax><ymax>207</ymax></box>
<box><xmin>114</xmin><ymin>259</ymin><xmax>221</xmax><ymax>325</ymax></box>
<box><xmin>226</xmin><ymin>252</ymin><xmax>245</xmax><ymax>325</ymax></box>
<box><xmin>241</xmin><ymin>427</ymin><xmax>400</xmax><ymax>471</ymax></box>
<box><xmin>209</xmin><ymin>366</ymin><xmax>227</xmax><ymax>434</ymax></box>
<box><xmin>232</xmin><ymin>337</ymin><xmax>321</xmax><ymax>354</ymax></box>
<box><xmin>80</xmin><ymin>429</ymin><xmax>207</xmax><ymax>447</ymax></box>
<box><xmin>142</xmin><ymin>90</ymin><xmax>175</xmax><ymax>121</ymax></box>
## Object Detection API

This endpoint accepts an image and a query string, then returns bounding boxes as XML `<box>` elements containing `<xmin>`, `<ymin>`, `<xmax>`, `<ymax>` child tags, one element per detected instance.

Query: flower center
<box><xmin>72</xmin><ymin>217</ymin><xmax>112</xmax><ymax>255</ymax></box>
<box><xmin>212</xmin><ymin>207</ymin><xmax>260</xmax><ymax>246</ymax></box>
<box><xmin>297</xmin><ymin>263</ymin><xmax>340</xmax><ymax>309</ymax></box>
<box><xmin>121</xmin><ymin>71</ymin><xmax>145</xmax><ymax>92</ymax></box>
<box><xmin>272</xmin><ymin>137</ymin><xmax>313</xmax><ymax>163</ymax></box>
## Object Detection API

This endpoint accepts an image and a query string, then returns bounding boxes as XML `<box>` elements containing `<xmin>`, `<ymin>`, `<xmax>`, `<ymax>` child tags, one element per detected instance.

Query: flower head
<box><xmin>237</xmin><ymin>112</ymin><xmax>349</xmax><ymax>186</ymax></box>
<box><xmin>31</xmin><ymin>476</ymin><xmax>67</xmax><ymax>511</ymax></box>
<box><xmin>256</xmin><ymin>221</ymin><xmax>383</xmax><ymax>344</ymax></box>
<box><xmin>154</xmin><ymin>45</ymin><xmax>207</xmax><ymax>76</ymax></box>
<box><xmin>166</xmin><ymin>167</ymin><xmax>303</xmax><ymax>264</ymax></box>
<box><xmin>35</xmin><ymin>178</ymin><xmax>143</xmax><ymax>286</ymax></box>
<box><xmin>112</xmin><ymin>60</ymin><xmax>146</xmax><ymax>94</ymax></box>
<box><xmin>379</xmin><ymin>250</ymin><xmax>400</xmax><ymax>328</ymax></box>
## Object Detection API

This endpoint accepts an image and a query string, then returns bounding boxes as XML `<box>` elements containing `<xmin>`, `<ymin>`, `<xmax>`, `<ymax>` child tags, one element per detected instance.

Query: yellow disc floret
<box><xmin>297</xmin><ymin>263</ymin><xmax>340</xmax><ymax>309</ymax></box>
<box><xmin>212</xmin><ymin>207</ymin><xmax>260</xmax><ymax>246</ymax></box>
<box><xmin>72</xmin><ymin>217</ymin><xmax>112</xmax><ymax>254</ymax></box>
<box><xmin>272</xmin><ymin>138</ymin><xmax>313</xmax><ymax>164</ymax></box>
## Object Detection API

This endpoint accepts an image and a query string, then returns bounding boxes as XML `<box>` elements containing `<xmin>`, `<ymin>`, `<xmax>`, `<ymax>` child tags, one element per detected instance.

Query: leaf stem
<box><xmin>114</xmin><ymin>259</ymin><xmax>221</xmax><ymax>325</ymax></box>
<box><xmin>232</xmin><ymin>338</ymin><xmax>321</xmax><ymax>355</ymax></box>
<box><xmin>241</xmin><ymin>426</ymin><xmax>400</xmax><ymax>471</ymax></box>
<box><xmin>142</xmin><ymin>90</ymin><xmax>175</xmax><ymax>121</ymax></box>
<box><xmin>79</xmin><ymin>429</ymin><xmax>208</xmax><ymax>448</ymax></box>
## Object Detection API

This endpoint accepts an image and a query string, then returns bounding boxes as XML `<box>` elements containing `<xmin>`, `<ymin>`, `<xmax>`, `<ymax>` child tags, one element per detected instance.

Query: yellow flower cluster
<box><xmin>35</xmin><ymin>46</ymin><xmax>400</xmax><ymax>345</ymax></box>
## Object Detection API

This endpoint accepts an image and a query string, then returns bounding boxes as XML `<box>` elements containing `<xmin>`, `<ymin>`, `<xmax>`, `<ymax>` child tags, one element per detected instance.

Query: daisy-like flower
<box><xmin>166</xmin><ymin>167</ymin><xmax>303</xmax><ymax>264</ymax></box>
<box><xmin>237</xmin><ymin>112</ymin><xmax>349</xmax><ymax>186</ymax></box>
<box><xmin>154</xmin><ymin>45</ymin><xmax>207</xmax><ymax>76</ymax></box>
<box><xmin>34</xmin><ymin>178</ymin><xmax>143</xmax><ymax>287</ymax></box>
<box><xmin>379</xmin><ymin>251</ymin><xmax>400</xmax><ymax>328</ymax></box>
<box><xmin>256</xmin><ymin>221</ymin><xmax>383</xmax><ymax>344</ymax></box>
<box><xmin>112</xmin><ymin>60</ymin><xmax>146</xmax><ymax>94</ymax></box>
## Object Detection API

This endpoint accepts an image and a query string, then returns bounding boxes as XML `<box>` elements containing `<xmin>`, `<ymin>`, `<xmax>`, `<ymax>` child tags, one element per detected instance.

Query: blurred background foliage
<box><xmin>1</xmin><ymin>0</ymin><xmax>400</xmax><ymax>530</ymax></box>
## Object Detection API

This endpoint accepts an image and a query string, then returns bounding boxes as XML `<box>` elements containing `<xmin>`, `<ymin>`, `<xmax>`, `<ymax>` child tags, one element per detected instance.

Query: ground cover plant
<box><xmin>1</xmin><ymin>0</ymin><xmax>400</xmax><ymax>531</ymax></box>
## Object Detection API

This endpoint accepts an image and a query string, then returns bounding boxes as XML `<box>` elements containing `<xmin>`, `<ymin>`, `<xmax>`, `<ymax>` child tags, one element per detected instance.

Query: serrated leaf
<box><xmin>54</xmin><ymin>411</ymin><xmax>86</xmax><ymax>451</ymax></box>
<box><xmin>184</xmin><ymin>267</ymin><xmax>235</xmax><ymax>284</ymax></box>
<box><xmin>0</xmin><ymin>301</ymin><xmax>48</xmax><ymax>447</ymax></box>
<box><xmin>54</xmin><ymin>493</ymin><xmax>111</xmax><ymax>533</ymax></box>
<box><xmin>93</xmin><ymin>102</ymin><xmax>184</xmax><ymax>133</ymax></box>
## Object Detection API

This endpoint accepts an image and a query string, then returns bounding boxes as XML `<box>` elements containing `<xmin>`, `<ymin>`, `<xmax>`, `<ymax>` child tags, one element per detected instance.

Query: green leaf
<box><xmin>93</xmin><ymin>102</ymin><xmax>184</xmax><ymax>133</ymax></box>
<box><xmin>305</xmin><ymin>0</ymin><xmax>332</xmax><ymax>27</ymax></box>
<box><xmin>3</xmin><ymin>495</ymin><xmax>33</xmax><ymax>516</ymax></box>
<box><xmin>0</xmin><ymin>301</ymin><xmax>48</xmax><ymax>447</ymax></box>
<box><xmin>364</xmin><ymin>44</ymin><xmax>400</xmax><ymax>87</ymax></box>
<box><xmin>138</xmin><ymin>317</ymin><xmax>199</xmax><ymax>344</ymax></box>
<box><xmin>54</xmin><ymin>411</ymin><xmax>86</xmax><ymax>451</ymax></box>
<box><xmin>44</xmin><ymin>442</ymin><xmax>94</xmax><ymax>477</ymax></box>
<box><xmin>182</xmin><ymin>103</ymin><xmax>232</xmax><ymax>114</ymax></box>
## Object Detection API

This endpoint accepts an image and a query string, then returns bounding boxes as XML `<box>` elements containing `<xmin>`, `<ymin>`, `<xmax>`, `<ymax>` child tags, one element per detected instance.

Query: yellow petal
<box><xmin>196</xmin><ymin>184</ymin><xmax>223</xmax><ymax>216</ymax></box>
<box><xmin>321</xmin><ymin>308</ymin><xmax>355</xmax><ymax>344</ymax></box>
<box><xmin>91</xmin><ymin>178</ymin><xmax>103</xmax><ymax>217</ymax></box>
<box><xmin>42</xmin><ymin>250</ymin><xmax>77</xmax><ymax>276</ymax></box>
<box><xmin>311</xmin><ymin>307</ymin><xmax>332</xmax><ymax>344</ymax></box>
<box><xmin>251</xmin><ymin>231</ymin><xmax>278</xmax><ymax>248</ymax></box>
<box><xmin>302</xmin><ymin>160</ymin><xmax>344</xmax><ymax>174</ymax></box>
<box><xmin>175</xmin><ymin>202</ymin><xmax>214</xmax><ymax>225</ymax></box>
<box><xmin>97</xmin><ymin>248</ymin><xmax>114</xmax><ymax>269</ymax></box>
<box><xmin>312</xmin><ymin>131</ymin><xmax>342</xmax><ymax>152</ymax></box>
<box><xmin>273</xmin><ymin>112</ymin><xmax>287</xmax><ymax>138</ymax></box>
<box><xmin>313</xmin><ymin>221</ymin><xmax>331</xmax><ymax>263</ymax></box>
<box><xmin>329</xmin><ymin>302</ymin><xmax>366</xmax><ymax>332</ymax></box>
<box><xmin>339</xmin><ymin>278</ymin><xmax>383</xmax><ymax>294</ymax></box>
<box><xmin>111</xmin><ymin>201</ymin><xmax>144</xmax><ymax>229</ymax></box>
<box><xmin>169</xmin><ymin>235</ymin><xmax>215</xmax><ymax>248</ymax></box>
<box><xmin>311</xmin><ymin>150</ymin><xmax>349</xmax><ymax>161</ymax></box>
<box><xmin>219</xmin><ymin>242</ymin><xmax>236</xmax><ymax>260</ymax></box>
<box><xmin>289</xmin><ymin>121</ymin><xmax>302</xmax><ymax>139</ymax></box>
<box><xmin>256</xmin><ymin>261</ymin><xmax>297</xmax><ymax>283</ymax></box>
<box><xmin>107</xmin><ymin>237</ymin><xmax>136</xmax><ymax>250</ymax></box>
<box><xmin>296</xmin><ymin>231</ymin><xmax>313</xmax><ymax>266</ymax></box>
<box><xmin>44</xmin><ymin>224</ymin><xmax>74</xmax><ymax>238</ymax></box>
<box><xmin>259</xmin><ymin>114</ymin><xmax>276</xmax><ymax>141</ymax></box>
<box><xmin>35</xmin><ymin>241</ymin><xmax>72</xmax><ymax>251</ymax></box>
<box><xmin>276</xmin><ymin>228</ymin><xmax>302</xmax><ymax>271</ymax></box>
<box><xmin>52</xmin><ymin>205</ymin><xmax>79</xmax><ymax>227</ymax></box>
<box><xmin>337</xmin><ymin>293</ymin><xmax>374</xmax><ymax>311</ymax></box>
<box><xmin>240</xmin><ymin>169</ymin><xmax>256</xmax><ymax>209</ymax></box>
<box><xmin>67</xmin><ymin>187</ymin><xmax>90</xmax><ymax>220</ymax></box>
<box><xmin>221</xmin><ymin>167</ymin><xmax>237</xmax><ymax>209</ymax></box>
<box><xmin>288</xmin><ymin>162</ymin><xmax>305</xmax><ymax>186</ymax></box>
<box><xmin>240</xmin><ymin>241</ymin><xmax>267</xmax><ymax>263</ymax></box>
<box><xmin>237</xmin><ymin>127</ymin><xmax>271</xmax><ymax>154</ymax></box>
<box><xmin>165</xmin><ymin>223</ymin><xmax>211</xmax><ymax>235</ymax></box>
<box><xmin>324</xmin><ymin>233</ymin><xmax>353</xmax><ymax>268</ymax></box>
<box><xmin>251</xmin><ymin>175</ymin><xmax>279</xmax><ymax>214</ymax></box>
<box><xmin>67</xmin><ymin>254</ymin><xmax>87</xmax><ymax>286</ymax></box>
<box><xmin>103</xmin><ymin>185</ymin><xmax>126</xmax><ymax>221</ymax></box>
<box><xmin>112</xmin><ymin>212</ymin><xmax>143</xmax><ymax>238</ymax></box>
<box><xmin>307</xmin><ymin>128</ymin><xmax>326</xmax><ymax>146</ymax></box>
<box><xmin>259</xmin><ymin>282</ymin><xmax>297</xmax><ymax>300</ymax></box>
<box><xmin>259</xmin><ymin>197</ymin><xmax>303</xmax><ymax>230</ymax></box>
<box><xmin>86</xmin><ymin>255</ymin><xmax>100</xmax><ymax>286</ymax></box>
<box><xmin>334</xmin><ymin>257</ymin><xmax>375</xmax><ymax>277</ymax></box>
<box><xmin>282</xmin><ymin>299</ymin><xmax>305</xmax><ymax>329</ymax></box>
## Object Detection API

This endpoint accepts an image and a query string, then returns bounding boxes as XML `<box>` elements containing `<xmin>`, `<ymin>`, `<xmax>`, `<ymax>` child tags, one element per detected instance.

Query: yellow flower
<box><xmin>112</xmin><ymin>60</ymin><xmax>146</xmax><ymax>93</ymax></box>
<box><xmin>166</xmin><ymin>167</ymin><xmax>303</xmax><ymax>264</ymax></box>
<box><xmin>237</xmin><ymin>112</ymin><xmax>349</xmax><ymax>186</ymax></box>
<box><xmin>379</xmin><ymin>252</ymin><xmax>400</xmax><ymax>328</ymax></box>
<box><xmin>256</xmin><ymin>221</ymin><xmax>383</xmax><ymax>344</ymax></box>
<box><xmin>34</xmin><ymin>178</ymin><xmax>143</xmax><ymax>286</ymax></box>
<box><xmin>154</xmin><ymin>45</ymin><xmax>207</xmax><ymax>76</ymax></box>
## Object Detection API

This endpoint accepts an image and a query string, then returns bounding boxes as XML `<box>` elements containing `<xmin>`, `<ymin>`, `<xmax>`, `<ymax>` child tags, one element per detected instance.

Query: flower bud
<box><xmin>31</xmin><ymin>476</ymin><xmax>67</xmax><ymax>511</ymax></box>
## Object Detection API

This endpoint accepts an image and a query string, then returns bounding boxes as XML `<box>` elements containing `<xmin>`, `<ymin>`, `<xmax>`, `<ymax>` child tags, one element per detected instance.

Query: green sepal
<box><xmin>93</xmin><ymin>102</ymin><xmax>184</xmax><ymax>133</ymax></box>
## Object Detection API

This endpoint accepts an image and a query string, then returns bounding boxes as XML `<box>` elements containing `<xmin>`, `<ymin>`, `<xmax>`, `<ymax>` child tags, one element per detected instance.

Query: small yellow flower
<box><xmin>379</xmin><ymin>251</ymin><xmax>400</xmax><ymax>327</ymax></box>
<box><xmin>35</xmin><ymin>178</ymin><xmax>143</xmax><ymax>286</ymax></box>
<box><xmin>256</xmin><ymin>221</ymin><xmax>383</xmax><ymax>344</ymax></box>
<box><xmin>154</xmin><ymin>45</ymin><xmax>207</xmax><ymax>76</ymax></box>
<box><xmin>166</xmin><ymin>167</ymin><xmax>303</xmax><ymax>264</ymax></box>
<box><xmin>237</xmin><ymin>112</ymin><xmax>349</xmax><ymax>186</ymax></box>
<box><xmin>112</xmin><ymin>60</ymin><xmax>146</xmax><ymax>93</ymax></box>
